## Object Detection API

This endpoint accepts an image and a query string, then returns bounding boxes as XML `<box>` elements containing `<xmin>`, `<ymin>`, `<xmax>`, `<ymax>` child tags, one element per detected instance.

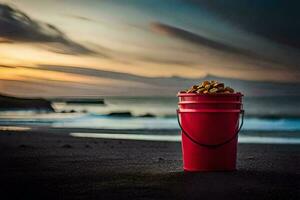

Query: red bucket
<box><xmin>178</xmin><ymin>101</ymin><xmax>242</xmax><ymax>110</ymax></box>
<box><xmin>177</xmin><ymin>108</ymin><xmax>244</xmax><ymax>171</ymax></box>
<box><xmin>178</xmin><ymin>92</ymin><xmax>243</xmax><ymax>102</ymax></box>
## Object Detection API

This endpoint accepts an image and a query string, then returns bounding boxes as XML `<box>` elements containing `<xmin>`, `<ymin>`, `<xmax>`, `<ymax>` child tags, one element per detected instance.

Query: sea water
<box><xmin>1</xmin><ymin>96</ymin><xmax>300</xmax><ymax>139</ymax></box>
<box><xmin>1</xmin><ymin>96</ymin><xmax>300</xmax><ymax>130</ymax></box>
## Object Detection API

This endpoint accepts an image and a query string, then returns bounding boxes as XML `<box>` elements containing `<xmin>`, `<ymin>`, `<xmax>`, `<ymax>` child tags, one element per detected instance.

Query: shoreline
<box><xmin>1</xmin><ymin>125</ymin><xmax>300</xmax><ymax>139</ymax></box>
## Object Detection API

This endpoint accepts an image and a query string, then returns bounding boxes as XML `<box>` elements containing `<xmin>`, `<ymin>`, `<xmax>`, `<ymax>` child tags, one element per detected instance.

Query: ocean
<box><xmin>0</xmin><ymin>96</ymin><xmax>300</xmax><ymax>132</ymax></box>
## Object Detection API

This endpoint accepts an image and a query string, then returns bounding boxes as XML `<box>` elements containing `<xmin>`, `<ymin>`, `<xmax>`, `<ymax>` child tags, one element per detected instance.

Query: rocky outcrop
<box><xmin>0</xmin><ymin>94</ymin><xmax>54</xmax><ymax>111</ymax></box>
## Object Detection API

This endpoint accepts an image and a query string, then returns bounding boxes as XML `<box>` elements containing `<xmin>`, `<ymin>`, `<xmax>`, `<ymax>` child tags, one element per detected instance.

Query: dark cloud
<box><xmin>0</xmin><ymin>64</ymin><xmax>16</xmax><ymax>69</ymax></box>
<box><xmin>150</xmin><ymin>22</ymin><xmax>300</xmax><ymax>68</ymax></box>
<box><xmin>11</xmin><ymin>64</ymin><xmax>184</xmax><ymax>85</ymax></box>
<box><xmin>0</xmin><ymin>4</ymin><xmax>94</xmax><ymax>55</ymax></box>
<box><xmin>135</xmin><ymin>55</ymin><xmax>196</xmax><ymax>66</ymax></box>
<box><xmin>187</xmin><ymin>0</ymin><xmax>300</xmax><ymax>50</ymax></box>
<box><xmin>151</xmin><ymin>22</ymin><xmax>239</xmax><ymax>53</ymax></box>
<box><xmin>150</xmin><ymin>22</ymin><xmax>268</xmax><ymax>60</ymax></box>
<box><xmin>65</xmin><ymin>14</ymin><xmax>95</xmax><ymax>22</ymax></box>
<box><xmin>90</xmin><ymin>42</ymin><xmax>196</xmax><ymax>66</ymax></box>
<box><xmin>35</xmin><ymin>65</ymin><xmax>190</xmax><ymax>87</ymax></box>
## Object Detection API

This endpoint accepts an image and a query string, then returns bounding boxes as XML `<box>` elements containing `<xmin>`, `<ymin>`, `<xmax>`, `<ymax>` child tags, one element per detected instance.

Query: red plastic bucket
<box><xmin>177</xmin><ymin>108</ymin><xmax>244</xmax><ymax>171</ymax></box>
<box><xmin>178</xmin><ymin>92</ymin><xmax>243</xmax><ymax>102</ymax></box>
<box><xmin>178</xmin><ymin>101</ymin><xmax>242</xmax><ymax>110</ymax></box>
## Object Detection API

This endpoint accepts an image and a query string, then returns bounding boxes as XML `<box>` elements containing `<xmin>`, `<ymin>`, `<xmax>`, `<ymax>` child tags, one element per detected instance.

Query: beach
<box><xmin>0</xmin><ymin>127</ymin><xmax>299</xmax><ymax>200</ymax></box>
<box><xmin>1</xmin><ymin>1</ymin><xmax>300</xmax><ymax>199</ymax></box>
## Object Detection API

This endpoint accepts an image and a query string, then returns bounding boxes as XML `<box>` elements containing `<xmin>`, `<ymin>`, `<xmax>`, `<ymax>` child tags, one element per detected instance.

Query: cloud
<box><xmin>135</xmin><ymin>55</ymin><xmax>196</xmax><ymax>66</ymax></box>
<box><xmin>64</xmin><ymin>14</ymin><xmax>95</xmax><ymax>22</ymax></box>
<box><xmin>150</xmin><ymin>22</ymin><xmax>300</xmax><ymax>69</ymax></box>
<box><xmin>150</xmin><ymin>22</ymin><xmax>272</xmax><ymax>63</ymax></box>
<box><xmin>5</xmin><ymin>65</ymin><xmax>300</xmax><ymax>97</ymax></box>
<box><xmin>0</xmin><ymin>64</ymin><xmax>16</xmax><ymax>68</ymax></box>
<box><xmin>35</xmin><ymin>64</ymin><xmax>191</xmax><ymax>87</ymax></box>
<box><xmin>0</xmin><ymin>4</ymin><xmax>94</xmax><ymax>55</ymax></box>
<box><xmin>187</xmin><ymin>0</ymin><xmax>300</xmax><ymax>50</ymax></box>
<box><xmin>0</xmin><ymin>38</ymin><xmax>13</xmax><ymax>43</ymax></box>
<box><xmin>89</xmin><ymin>42</ymin><xmax>196</xmax><ymax>66</ymax></box>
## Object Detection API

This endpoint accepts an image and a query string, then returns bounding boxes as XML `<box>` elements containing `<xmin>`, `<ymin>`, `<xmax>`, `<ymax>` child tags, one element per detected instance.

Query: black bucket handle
<box><xmin>177</xmin><ymin>109</ymin><xmax>244</xmax><ymax>148</ymax></box>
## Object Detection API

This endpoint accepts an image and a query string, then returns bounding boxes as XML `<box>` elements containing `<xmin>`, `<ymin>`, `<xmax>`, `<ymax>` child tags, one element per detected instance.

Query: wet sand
<box><xmin>0</xmin><ymin>127</ymin><xmax>299</xmax><ymax>200</ymax></box>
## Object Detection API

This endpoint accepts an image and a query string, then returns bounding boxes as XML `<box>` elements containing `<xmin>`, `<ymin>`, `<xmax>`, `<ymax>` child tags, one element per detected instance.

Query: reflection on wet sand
<box><xmin>0</xmin><ymin>126</ymin><xmax>31</xmax><ymax>131</ymax></box>
<box><xmin>70</xmin><ymin>132</ymin><xmax>300</xmax><ymax>144</ymax></box>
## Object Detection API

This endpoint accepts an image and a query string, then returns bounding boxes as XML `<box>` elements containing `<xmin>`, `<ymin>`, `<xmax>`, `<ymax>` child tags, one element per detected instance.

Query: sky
<box><xmin>0</xmin><ymin>0</ymin><xmax>300</xmax><ymax>97</ymax></box>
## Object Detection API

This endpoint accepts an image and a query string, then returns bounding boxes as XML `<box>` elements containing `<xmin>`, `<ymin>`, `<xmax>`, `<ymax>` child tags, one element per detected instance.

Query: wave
<box><xmin>1</xmin><ymin>110</ymin><xmax>300</xmax><ymax>132</ymax></box>
<box><xmin>88</xmin><ymin>112</ymin><xmax>156</xmax><ymax>118</ymax></box>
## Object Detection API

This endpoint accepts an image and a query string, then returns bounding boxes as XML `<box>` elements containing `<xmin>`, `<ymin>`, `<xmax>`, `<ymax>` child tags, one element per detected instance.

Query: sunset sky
<box><xmin>1</xmin><ymin>0</ymin><xmax>300</xmax><ymax>97</ymax></box>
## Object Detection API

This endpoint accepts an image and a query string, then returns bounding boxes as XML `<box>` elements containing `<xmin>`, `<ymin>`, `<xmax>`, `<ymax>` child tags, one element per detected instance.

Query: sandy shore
<box><xmin>0</xmin><ymin>126</ymin><xmax>299</xmax><ymax>200</ymax></box>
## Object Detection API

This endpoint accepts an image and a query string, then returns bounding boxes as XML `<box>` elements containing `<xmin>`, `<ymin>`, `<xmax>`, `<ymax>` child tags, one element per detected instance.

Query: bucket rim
<box><xmin>178</xmin><ymin>108</ymin><xmax>242</xmax><ymax>113</ymax></box>
<box><xmin>177</xmin><ymin>92</ymin><xmax>243</xmax><ymax>97</ymax></box>
<box><xmin>178</xmin><ymin>101</ymin><xmax>242</xmax><ymax>104</ymax></box>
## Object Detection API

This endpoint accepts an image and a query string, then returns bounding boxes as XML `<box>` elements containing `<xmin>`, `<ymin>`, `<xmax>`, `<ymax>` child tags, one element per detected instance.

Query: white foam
<box><xmin>0</xmin><ymin>126</ymin><xmax>31</xmax><ymax>131</ymax></box>
<box><xmin>70</xmin><ymin>133</ymin><xmax>180</xmax><ymax>142</ymax></box>
<box><xmin>70</xmin><ymin>133</ymin><xmax>300</xmax><ymax>144</ymax></box>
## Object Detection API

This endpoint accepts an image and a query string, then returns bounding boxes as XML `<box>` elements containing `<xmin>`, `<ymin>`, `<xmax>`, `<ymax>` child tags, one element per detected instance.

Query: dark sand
<box><xmin>0</xmin><ymin>127</ymin><xmax>299</xmax><ymax>200</ymax></box>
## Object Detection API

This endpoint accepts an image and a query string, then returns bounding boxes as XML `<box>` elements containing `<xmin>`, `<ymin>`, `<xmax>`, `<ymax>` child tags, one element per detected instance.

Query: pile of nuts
<box><xmin>181</xmin><ymin>80</ymin><xmax>235</xmax><ymax>94</ymax></box>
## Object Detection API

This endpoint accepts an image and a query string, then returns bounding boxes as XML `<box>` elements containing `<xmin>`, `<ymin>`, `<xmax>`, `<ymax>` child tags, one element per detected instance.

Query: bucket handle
<box><xmin>177</xmin><ymin>109</ymin><xmax>244</xmax><ymax>148</ymax></box>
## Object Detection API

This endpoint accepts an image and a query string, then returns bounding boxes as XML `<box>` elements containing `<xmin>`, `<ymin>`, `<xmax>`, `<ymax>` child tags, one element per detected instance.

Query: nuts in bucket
<box><xmin>181</xmin><ymin>80</ymin><xmax>235</xmax><ymax>94</ymax></box>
